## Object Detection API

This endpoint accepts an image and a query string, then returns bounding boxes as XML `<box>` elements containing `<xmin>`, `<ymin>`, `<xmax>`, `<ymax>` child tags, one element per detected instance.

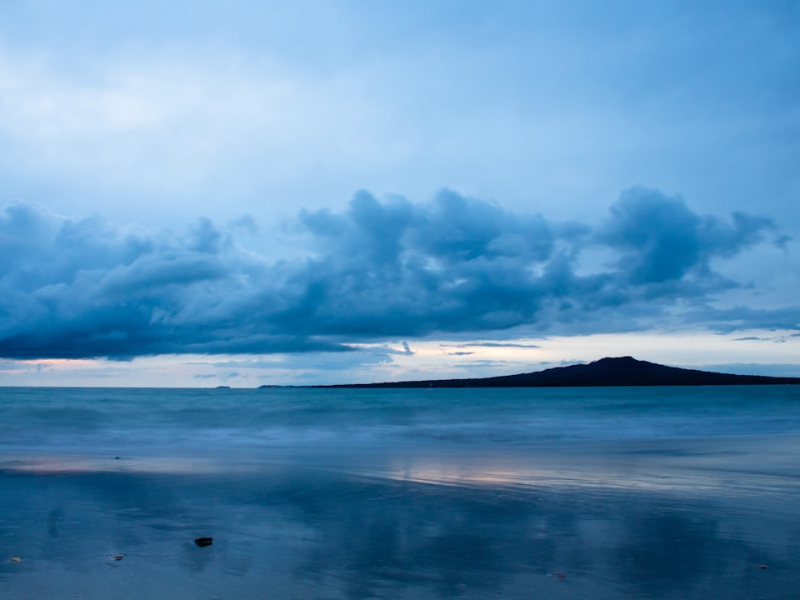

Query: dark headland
<box><xmin>322</xmin><ymin>356</ymin><xmax>800</xmax><ymax>388</ymax></box>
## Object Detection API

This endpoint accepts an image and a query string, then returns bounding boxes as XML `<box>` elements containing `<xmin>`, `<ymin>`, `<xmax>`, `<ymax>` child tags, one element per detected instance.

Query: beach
<box><xmin>1</xmin><ymin>386</ymin><xmax>799</xmax><ymax>599</ymax></box>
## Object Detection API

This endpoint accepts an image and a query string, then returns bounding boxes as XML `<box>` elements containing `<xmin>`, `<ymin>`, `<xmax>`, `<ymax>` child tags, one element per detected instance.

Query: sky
<box><xmin>1</xmin><ymin>0</ymin><xmax>799</xmax><ymax>386</ymax></box>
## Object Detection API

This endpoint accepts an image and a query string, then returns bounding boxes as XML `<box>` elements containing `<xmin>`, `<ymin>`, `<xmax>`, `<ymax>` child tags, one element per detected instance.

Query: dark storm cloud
<box><xmin>0</xmin><ymin>202</ymin><xmax>352</xmax><ymax>359</ymax></box>
<box><xmin>0</xmin><ymin>188</ymin><xmax>790</xmax><ymax>359</ymax></box>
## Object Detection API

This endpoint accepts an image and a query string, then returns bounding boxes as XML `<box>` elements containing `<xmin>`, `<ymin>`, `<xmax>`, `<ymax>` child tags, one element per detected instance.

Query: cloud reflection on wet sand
<box><xmin>1</xmin><ymin>443</ymin><xmax>799</xmax><ymax>599</ymax></box>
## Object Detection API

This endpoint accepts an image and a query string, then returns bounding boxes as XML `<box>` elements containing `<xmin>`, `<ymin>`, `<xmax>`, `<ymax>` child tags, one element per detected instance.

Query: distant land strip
<box><xmin>312</xmin><ymin>356</ymin><xmax>800</xmax><ymax>388</ymax></box>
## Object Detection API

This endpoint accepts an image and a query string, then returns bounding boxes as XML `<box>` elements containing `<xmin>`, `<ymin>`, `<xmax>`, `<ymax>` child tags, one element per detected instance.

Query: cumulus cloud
<box><xmin>598</xmin><ymin>187</ymin><xmax>776</xmax><ymax>285</ymax></box>
<box><xmin>0</xmin><ymin>188</ymin><xmax>790</xmax><ymax>359</ymax></box>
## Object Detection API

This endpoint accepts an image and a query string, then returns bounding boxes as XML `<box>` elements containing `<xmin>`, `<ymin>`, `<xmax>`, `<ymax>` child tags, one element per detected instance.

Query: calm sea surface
<box><xmin>1</xmin><ymin>386</ymin><xmax>799</xmax><ymax>599</ymax></box>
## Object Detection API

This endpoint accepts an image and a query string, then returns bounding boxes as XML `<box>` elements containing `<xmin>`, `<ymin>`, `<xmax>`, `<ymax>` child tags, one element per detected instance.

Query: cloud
<box><xmin>0</xmin><ymin>202</ymin><xmax>349</xmax><ymax>359</ymax></box>
<box><xmin>0</xmin><ymin>188</ymin><xmax>791</xmax><ymax>359</ymax></box>
<box><xmin>691</xmin><ymin>306</ymin><xmax>800</xmax><ymax>334</ymax></box>
<box><xmin>598</xmin><ymin>187</ymin><xmax>778</xmax><ymax>285</ymax></box>
<box><xmin>443</xmin><ymin>342</ymin><xmax>542</xmax><ymax>349</ymax></box>
<box><xmin>0</xmin><ymin>359</ymin><xmax>43</xmax><ymax>373</ymax></box>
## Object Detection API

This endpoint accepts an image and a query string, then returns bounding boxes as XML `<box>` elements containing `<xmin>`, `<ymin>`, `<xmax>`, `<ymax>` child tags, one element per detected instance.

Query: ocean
<box><xmin>1</xmin><ymin>386</ymin><xmax>799</xmax><ymax>599</ymax></box>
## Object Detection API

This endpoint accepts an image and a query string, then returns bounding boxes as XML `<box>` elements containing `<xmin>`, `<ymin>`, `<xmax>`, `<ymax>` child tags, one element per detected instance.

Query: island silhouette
<box><xmin>320</xmin><ymin>356</ymin><xmax>800</xmax><ymax>388</ymax></box>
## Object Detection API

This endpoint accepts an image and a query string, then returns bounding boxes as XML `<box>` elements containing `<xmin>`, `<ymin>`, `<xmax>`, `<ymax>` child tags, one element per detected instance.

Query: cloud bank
<box><xmin>0</xmin><ymin>187</ymin><xmax>791</xmax><ymax>359</ymax></box>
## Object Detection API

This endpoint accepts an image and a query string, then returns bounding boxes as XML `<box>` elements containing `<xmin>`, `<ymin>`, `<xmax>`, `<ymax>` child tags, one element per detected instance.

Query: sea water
<box><xmin>1</xmin><ymin>386</ymin><xmax>799</xmax><ymax>599</ymax></box>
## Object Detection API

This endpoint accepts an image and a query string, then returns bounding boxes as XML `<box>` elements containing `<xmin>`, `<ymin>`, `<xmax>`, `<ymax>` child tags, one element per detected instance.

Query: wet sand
<box><xmin>2</xmin><ymin>434</ymin><xmax>799</xmax><ymax>599</ymax></box>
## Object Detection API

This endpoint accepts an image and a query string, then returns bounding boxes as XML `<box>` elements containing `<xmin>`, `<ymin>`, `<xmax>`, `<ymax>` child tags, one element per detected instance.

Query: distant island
<box><xmin>322</xmin><ymin>356</ymin><xmax>800</xmax><ymax>388</ymax></box>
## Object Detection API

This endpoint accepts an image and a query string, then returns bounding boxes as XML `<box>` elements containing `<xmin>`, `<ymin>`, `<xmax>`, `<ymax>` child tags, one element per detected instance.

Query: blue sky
<box><xmin>1</xmin><ymin>0</ymin><xmax>799</xmax><ymax>386</ymax></box>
